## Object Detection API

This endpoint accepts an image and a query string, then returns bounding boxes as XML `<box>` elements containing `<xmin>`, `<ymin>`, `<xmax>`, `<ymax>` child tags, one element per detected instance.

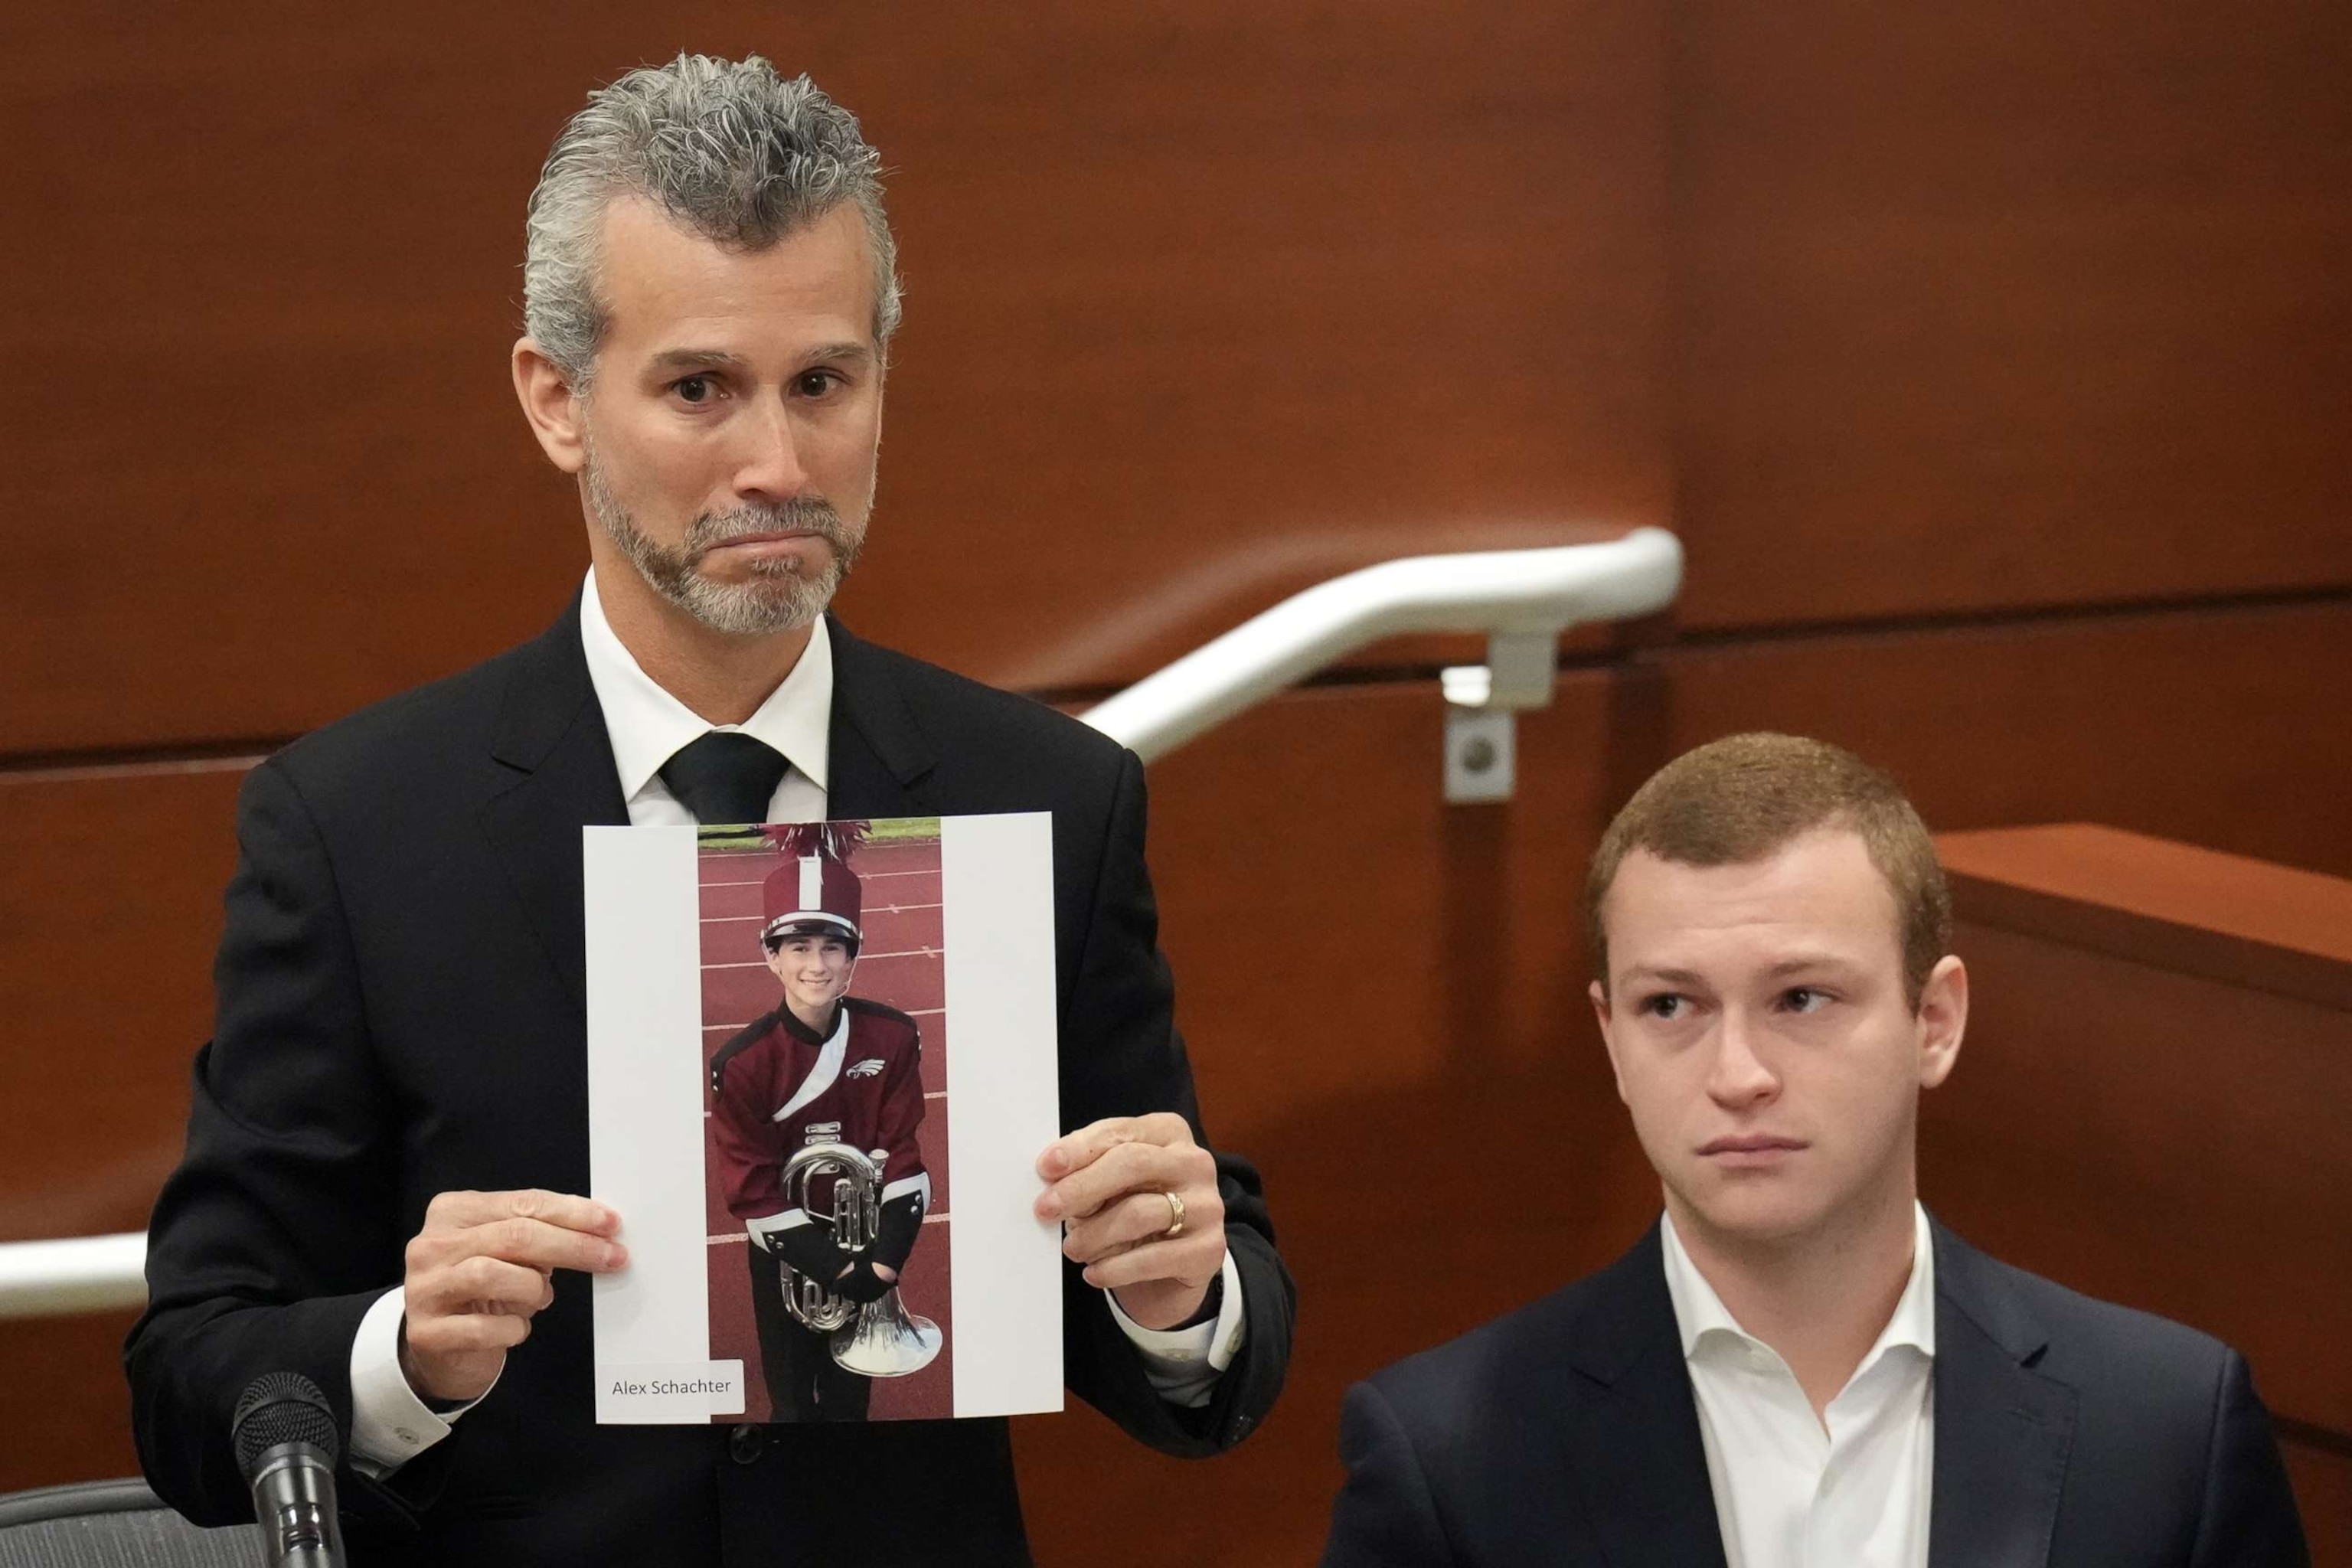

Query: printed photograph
<box><xmin>587</xmin><ymin>810</ymin><xmax>1060</xmax><ymax>1426</ymax></box>
<box><xmin>697</xmin><ymin>819</ymin><xmax>954</xmax><ymax>1423</ymax></box>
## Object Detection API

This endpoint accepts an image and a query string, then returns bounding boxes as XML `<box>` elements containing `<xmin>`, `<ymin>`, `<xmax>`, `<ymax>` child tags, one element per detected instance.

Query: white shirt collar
<box><xmin>1661</xmin><ymin>1200</ymin><xmax>1936</xmax><ymax>1367</ymax></box>
<box><xmin>577</xmin><ymin>565</ymin><xmax>834</xmax><ymax>804</ymax></box>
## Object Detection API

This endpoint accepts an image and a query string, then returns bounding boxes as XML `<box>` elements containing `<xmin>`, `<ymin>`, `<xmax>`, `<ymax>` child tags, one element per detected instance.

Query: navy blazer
<box><xmin>127</xmin><ymin>599</ymin><xmax>1294</xmax><ymax>1567</ymax></box>
<box><xmin>1321</xmin><ymin>1220</ymin><xmax>2307</xmax><ymax>1568</ymax></box>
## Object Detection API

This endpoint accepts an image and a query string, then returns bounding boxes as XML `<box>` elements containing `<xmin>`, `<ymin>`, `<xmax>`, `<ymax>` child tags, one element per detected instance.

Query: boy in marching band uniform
<box><xmin>708</xmin><ymin>828</ymin><xmax>932</xmax><ymax>1421</ymax></box>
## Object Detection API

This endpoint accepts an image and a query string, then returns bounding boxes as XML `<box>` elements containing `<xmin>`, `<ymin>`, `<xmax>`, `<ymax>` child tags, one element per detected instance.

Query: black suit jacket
<box><xmin>1321</xmin><ymin>1220</ymin><xmax>2306</xmax><ymax>1568</ymax></box>
<box><xmin>126</xmin><ymin>601</ymin><xmax>1294</xmax><ymax>1567</ymax></box>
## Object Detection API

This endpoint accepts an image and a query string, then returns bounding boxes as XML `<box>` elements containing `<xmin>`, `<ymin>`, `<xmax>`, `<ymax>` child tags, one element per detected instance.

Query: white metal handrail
<box><xmin>0</xmin><ymin>528</ymin><xmax>1684</xmax><ymax>1321</ymax></box>
<box><xmin>0</xmin><ymin>1232</ymin><xmax>147</xmax><ymax>1321</ymax></box>
<box><xmin>1081</xmin><ymin>528</ymin><xmax>1682</xmax><ymax>762</ymax></box>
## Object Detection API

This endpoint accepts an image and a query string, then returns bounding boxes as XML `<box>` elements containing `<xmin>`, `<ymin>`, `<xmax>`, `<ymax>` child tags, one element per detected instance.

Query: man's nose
<box><xmin>1704</xmin><ymin>1011</ymin><xmax>1780</xmax><ymax>1109</ymax></box>
<box><xmin>732</xmin><ymin>397</ymin><xmax>810</xmax><ymax>498</ymax></box>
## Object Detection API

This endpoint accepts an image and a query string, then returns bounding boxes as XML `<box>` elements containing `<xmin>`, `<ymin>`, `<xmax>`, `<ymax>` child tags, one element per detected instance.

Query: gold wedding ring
<box><xmin>1159</xmin><ymin>1190</ymin><xmax>1186</xmax><ymax>1240</ymax></box>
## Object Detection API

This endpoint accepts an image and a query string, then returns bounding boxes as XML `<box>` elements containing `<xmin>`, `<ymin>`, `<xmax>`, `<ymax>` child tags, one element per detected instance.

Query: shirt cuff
<box><xmin>348</xmin><ymin>1286</ymin><xmax>495</xmax><ymax>1476</ymax></box>
<box><xmin>1103</xmin><ymin>1250</ymin><xmax>1246</xmax><ymax>1409</ymax></box>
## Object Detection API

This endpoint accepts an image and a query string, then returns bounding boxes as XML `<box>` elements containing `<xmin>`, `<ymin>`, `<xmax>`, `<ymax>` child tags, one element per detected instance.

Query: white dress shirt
<box><xmin>351</xmin><ymin>569</ymin><xmax>1241</xmax><ymax>1472</ymax></box>
<box><xmin>1661</xmin><ymin>1203</ymin><xmax>1936</xmax><ymax>1568</ymax></box>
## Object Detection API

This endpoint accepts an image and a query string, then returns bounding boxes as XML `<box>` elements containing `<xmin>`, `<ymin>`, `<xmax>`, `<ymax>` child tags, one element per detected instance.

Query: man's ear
<box><xmin>1589</xmin><ymin>978</ymin><xmax>1632</xmax><ymax>1106</ymax></box>
<box><xmin>1915</xmin><ymin>955</ymin><xmax>1968</xmax><ymax>1090</ymax></box>
<box><xmin>511</xmin><ymin>338</ymin><xmax>588</xmax><ymax>475</ymax></box>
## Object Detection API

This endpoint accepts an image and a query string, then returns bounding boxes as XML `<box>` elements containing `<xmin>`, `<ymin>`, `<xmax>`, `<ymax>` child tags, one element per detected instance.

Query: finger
<box><xmin>424</xmin><ymin>1188</ymin><xmax>621</xmax><ymax>1239</ymax></box>
<box><xmin>414</xmin><ymin>1214</ymin><xmax>628</xmax><ymax>1276</ymax></box>
<box><xmin>1036</xmin><ymin>1112</ymin><xmax>1194</xmax><ymax>1180</ymax></box>
<box><xmin>1061</xmin><ymin>1191</ymin><xmax>1192</xmax><ymax>1266</ymax></box>
<box><xmin>1038</xmin><ymin>1138</ymin><xmax>1210</xmax><ymax>1221</ymax></box>
<box><xmin>408</xmin><ymin>1310</ymin><xmax>536</xmax><ymax>1357</ymax></box>
<box><xmin>411</xmin><ymin>1254</ymin><xmax>557</xmax><ymax>1321</ymax></box>
<box><xmin>1081</xmin><ymin>1234</ymin><xmax>1224</xmax><ymax>1293</ymax></box>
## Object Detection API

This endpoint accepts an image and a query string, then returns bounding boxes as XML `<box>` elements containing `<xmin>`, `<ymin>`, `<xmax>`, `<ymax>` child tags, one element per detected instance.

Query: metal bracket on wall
<box><xmin>1440</xmin><ymin>629</ymin><xmax>1557</xmax><ymax>804</ymax></box>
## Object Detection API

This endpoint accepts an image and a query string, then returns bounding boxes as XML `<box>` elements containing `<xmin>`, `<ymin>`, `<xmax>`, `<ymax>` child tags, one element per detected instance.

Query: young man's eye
<box><xmin>1640</xmin><ymin>994</ymin><xmax>1684</xmax><ymax>1020</ymax></box>
<box><xmin>675</xmin><ymin>374</ymin><xmax>715</xmax><ymax>403</ymax></box>
<box><xmin>1782</xmin><ymin>987</ymin><xmax>1830</xmax><ymax>1013</ymax></box>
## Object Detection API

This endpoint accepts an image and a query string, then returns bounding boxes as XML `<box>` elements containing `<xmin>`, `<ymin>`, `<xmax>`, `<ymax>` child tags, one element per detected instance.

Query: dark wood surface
<box><xmin>0</xmin><ymin>766</ymin><xmax>246</xmax><ymax>1243</ymax></box>
<box><xmin>1668</xmin><ymin>0</ymin><xmax>2352</xmax><ymax>628</ymax></box>
<box><xmin>1942</xmin><ymin>823</ymin><xmax>2352</xmax><ymax>1009</ymax></box>
<box><xmin>1656</xmin><ymin>599</ymin><xmax>2352</xmax><ymax>879</ymax></box>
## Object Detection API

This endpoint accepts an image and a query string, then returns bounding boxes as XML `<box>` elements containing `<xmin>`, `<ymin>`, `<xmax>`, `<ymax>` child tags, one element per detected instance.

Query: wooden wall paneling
<box><xmin>1655</xmin><ymin>599</ymin><xmax>2352</xmax><ymax>878</ymax></box>
<box><xmin>1668</xmin><ymin>1</ymin><xmax>2352</xmax><ymax>627</ymax></box>
<box><xmin>0</xmin><ymin>2</ymin><xmax>1671</xmax><ymax>756</ymax></box>
<box><xmin>0</xmin><ymin>766</ymin><xmax>244</xmax><ymax>1242</ymax></box>
<box><xmin>0</xmin><ymin>1312</ymin><xmax>145</xmax><ymax>1493</ymax></box>
<box><xmin>2282</xmin><ymin>1446</ymin><xmax>2352</xmax><ymax>1566</ymax></box>
<box><xmin>0</xmin><ymin>763</ymin><xmax>246</xmax><ymax>1490</ymax></box>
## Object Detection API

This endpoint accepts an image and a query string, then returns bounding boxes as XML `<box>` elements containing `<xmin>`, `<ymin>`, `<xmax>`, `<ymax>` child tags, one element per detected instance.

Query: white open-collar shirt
<box><xmin>349</xmin><ymin>569</ymin><xmax>1236</xmax><ymax>1472</ymax></box>
<box><xmin>1661</xmin><ymin>1202</ymin><xmax>1937</xmax><ymax>1568</ymax></box>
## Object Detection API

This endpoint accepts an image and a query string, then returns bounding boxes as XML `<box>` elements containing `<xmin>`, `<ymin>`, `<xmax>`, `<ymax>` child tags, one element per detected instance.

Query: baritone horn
<box><xmin>779</xmin><ymin>1142</ymin><xmax>944</xmax><ymax>1377</ymax></box>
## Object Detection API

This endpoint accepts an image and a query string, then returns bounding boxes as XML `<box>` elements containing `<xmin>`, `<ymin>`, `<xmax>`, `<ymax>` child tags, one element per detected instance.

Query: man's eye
<box><xmin>795</xmin><ymin>370</ymin><xmax>841</xmax><ymax>397</ymax></box>
<box><xmin>675</xmin><ymin>375</ymin><xmax>715</xmax><ymax>403</ymax></box>
<box><xmin>1641</xmin><ymin>995</ymin><xmax>1684</xmax><ymax>1020</ymax></box>
<box><xmin>1783</xmin><ymin>987</ymin><xmax>1830</xmax><ymax>1013</ymax></box>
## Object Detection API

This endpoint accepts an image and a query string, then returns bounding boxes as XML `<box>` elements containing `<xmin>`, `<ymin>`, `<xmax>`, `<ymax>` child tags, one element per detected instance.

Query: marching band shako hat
<box><xmin>762</xmin><ymin>853</ymin><xmax>864</xmax><ymax>953</ymax></box>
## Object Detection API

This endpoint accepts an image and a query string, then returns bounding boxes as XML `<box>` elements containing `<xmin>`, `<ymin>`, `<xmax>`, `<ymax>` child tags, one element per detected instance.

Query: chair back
<box><xmin>0</xmin><ymin>1478</ymin><xmax>260</xmax><ymax>1567</ymax></box>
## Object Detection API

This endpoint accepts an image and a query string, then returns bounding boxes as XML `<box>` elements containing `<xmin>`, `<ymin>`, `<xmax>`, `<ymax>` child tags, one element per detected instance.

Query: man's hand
<box><xmin>1034</xmin><ymin>1114</ymin><xmax>1225</xmax><ymax>1330</ymax></box>
<box><xmin>400</xmin><ymin>1189</ymin><xmax>628</xmax><ymax>1403</ymax></box>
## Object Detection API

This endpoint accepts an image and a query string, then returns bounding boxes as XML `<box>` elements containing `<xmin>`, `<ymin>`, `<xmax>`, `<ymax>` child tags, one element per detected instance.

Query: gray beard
<box><xmin>583</xmin><ymin>452</ymin><xmax>864</xmax><ymax>637</ymax></box>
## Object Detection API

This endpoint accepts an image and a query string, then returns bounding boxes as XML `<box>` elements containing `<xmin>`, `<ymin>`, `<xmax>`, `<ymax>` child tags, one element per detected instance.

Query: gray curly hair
<box><xmin>522</xmin><ymin>54</ymin><xmax>903</xmax><ymax>390</ymax></box>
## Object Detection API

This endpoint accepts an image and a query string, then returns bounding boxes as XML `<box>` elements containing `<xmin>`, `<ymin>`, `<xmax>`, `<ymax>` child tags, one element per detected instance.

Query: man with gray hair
<box><xmin>129</xmin><ymin>54</ymin><xmax>1292</xmax><ymax>1566</ymax></box>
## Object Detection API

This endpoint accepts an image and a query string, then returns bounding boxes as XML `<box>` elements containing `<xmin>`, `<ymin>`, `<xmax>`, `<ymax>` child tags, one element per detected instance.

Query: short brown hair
<box><xmin>1585</xmin><ymin>733</ymin><xmax>1952</xmax><ymax>1009</ymax></box>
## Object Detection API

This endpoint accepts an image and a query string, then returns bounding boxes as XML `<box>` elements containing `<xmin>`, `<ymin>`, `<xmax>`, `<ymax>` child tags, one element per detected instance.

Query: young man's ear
<box><xmin>1915</xmin><ymin>955</ymin><xmax>1968</xmax><ymax>1089</ymax></box>
<box><xmin>1589</xmin><ymin>979</ymin><xmax>1632</xmax><ymax>1106</ymax></box>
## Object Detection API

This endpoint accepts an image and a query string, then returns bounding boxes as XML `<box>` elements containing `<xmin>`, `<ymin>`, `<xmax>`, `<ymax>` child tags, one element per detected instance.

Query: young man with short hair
<box><xmin>1321</xmin><ymin>732</ymin><xmax>2308</xmax><ymax>1567</ymax></box>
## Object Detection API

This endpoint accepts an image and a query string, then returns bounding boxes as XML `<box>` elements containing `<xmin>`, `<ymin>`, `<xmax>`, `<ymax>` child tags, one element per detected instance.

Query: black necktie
<box><xmin>657</xmin><ymin>733</ymin><xmax>790</xmax><ymax>826</ymax></box>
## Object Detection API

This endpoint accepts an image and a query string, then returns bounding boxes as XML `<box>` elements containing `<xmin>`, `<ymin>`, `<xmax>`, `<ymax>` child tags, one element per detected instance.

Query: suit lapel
<box><xmin>1927</xmin><ymin>1223</ymin><xmax>2078</xmax><ymax>1568</ymax></box>
<box><xmin>825</xmin><ymin>622</ymin><xmax>938</xmax><ymax>821</ymax></box>
<box><xmin>1564</xmin><ymin>1229</ymin><xmax>1732</xmax><ymax>1568</ymax></box>
<box><xmin>482</xmin><ymin>595</ymin><xmax>630</xmax><ymax>1014</ymax></box>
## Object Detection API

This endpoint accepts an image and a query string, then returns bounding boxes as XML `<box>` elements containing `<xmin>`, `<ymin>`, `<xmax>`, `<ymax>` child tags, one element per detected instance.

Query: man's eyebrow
<box><xmin>801</xmin><ymin>341</ymin><xmax>875</xmax><ymax>367</ymax></box>
<box><xmin>642</xmin><ymin>343</ymin><xmax>876</xmax><ymax>374</ymax></box>
<box><xmin>1761</xmin><ymin>953</ymin><xmax>1862</xmax><ymax>978</ymax></box>
<box><xmin>1619</xmin><ymin>965</ymin><xmax>1704</xmax><ymax>987</ymax></box>
<box><xmin>645</xmin><ymin>347</ymin><xmax>750</xmax><ymax>374</ymax></box>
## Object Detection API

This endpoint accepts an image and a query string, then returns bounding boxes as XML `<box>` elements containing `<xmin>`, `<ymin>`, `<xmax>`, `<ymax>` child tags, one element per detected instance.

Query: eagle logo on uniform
<box><xmin>845</xmin><ymin>1057</ymin><xmax>887</xmax><ymax>1078</ymax></box>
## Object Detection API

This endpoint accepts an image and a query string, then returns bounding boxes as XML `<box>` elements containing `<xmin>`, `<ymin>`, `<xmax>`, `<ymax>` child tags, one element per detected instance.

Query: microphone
<box><xmin>232</xmin><ymin>1372</ymin><xmax>348</xmax><ymax>1568</ymax></box>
